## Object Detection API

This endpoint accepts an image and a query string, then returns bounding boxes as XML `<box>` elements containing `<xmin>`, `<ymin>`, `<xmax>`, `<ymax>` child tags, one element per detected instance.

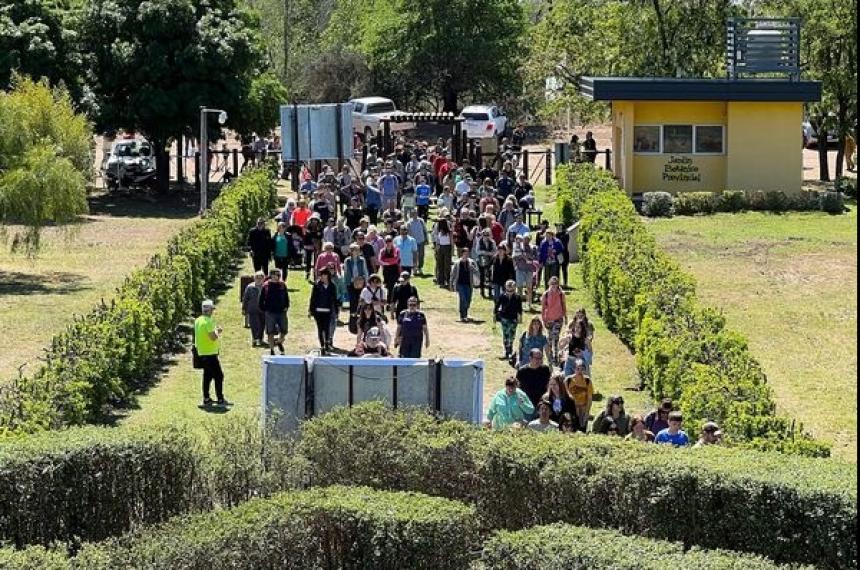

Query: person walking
<box><xmin>390</xmin><ymin>271</ymin><xmax>419</xmax><ymax>320</ymax></box>
<box><xmin>564</xmin><ymin>358</ymin><xmax>594</xmax><ymax>432</ymax></box>
<box><xmin>450</xmin><ymin>247</ymin><xmax>479</xmax><ymax>322</ymax></box>
<box><xmin>258</xmin><ymin>268</ymin><xmax>290</xmax><ymax>356</ymax></box>
<box><xmin>247</xmin><ymin>217</ymin><xmax>272</xmax><ymax>275</ymax></box>
<box><xmin>394</xmin><ymin>225</ymin><xmax>418</xmax><ymax>275</ymax></box>
<box><xmin>194</xmin><ymin>299</ymin><xmax>228</xmax><ymax>407</ymax></box>
<box><xmin>486</xmin><ymin>376</ymin><xmax>535</xmax><ymax>430</ymax></box>
<box><xmin>394</xmin><ymin>296</ymin><xmax>430</xmax><ymax>358</ymax></box>
<box><xmin>308</xmin><ymin>268</ymin><xmax>339</xmax><ymax>354</ymax></box>
<box><xmin>272</xmin><ymin>222</ymin><xmax>291</xmax><ymax>280</ymax></box>
<box><xmin>541</xmin><ymin>276</ymin><xmax>567</xmax><ymax>364</ymax></box>
<box><xmin>378</xmin><ymin>236</ymin><xmax>401</xmax><ymax>298</ymax></box>
<box><xmin>241</xmin><ymin>271</ymin><xmax>266</xmax><ymax>346</ymax></box>
<box><xmin>538</xmin><ymin>229</ymin><xmax>565</xmax><ymax>289</ymax></box>
<box><xmin>406</xmin><ymin>209</ymin><xmax>428</xmax><ymax>275</ymax></box>
<box><xmin>433</xmin><ymin>217</ymin><xmax>453</xmax><ymax>287</ymax></box>
<box><xmin>583</xmin><ymin>131</ymin><xmax>598</xmax><ymax>163</ymax></box>
<box><xmin>494</xmin><ymin>279</ymin><xmax>523</xmax><ymax>360</ymax></box>
<box><xmin>490</xmin><ymin>244</ymin><xmax>516</xmax><ymax>301</ymax></box>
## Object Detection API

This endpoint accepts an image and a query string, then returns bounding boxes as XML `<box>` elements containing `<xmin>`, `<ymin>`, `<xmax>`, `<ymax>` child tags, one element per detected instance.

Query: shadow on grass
<box><xmin>87</xmin><ymin>190</ymin><xmax>200</xmax><ymax>220</ymax></box>
<box><xmin>0</xmin><ymin>270</ymin><xmax>89</xmax><ymax>296</ymax></box>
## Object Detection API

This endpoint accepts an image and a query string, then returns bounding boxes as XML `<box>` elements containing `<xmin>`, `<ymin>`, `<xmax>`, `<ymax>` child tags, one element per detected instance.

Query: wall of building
<box><xmin>611</xmin><ymin>100</ymin><xmax>804</xmax><ymax>195</ymax></box>
<box><xmin>726</xmin><ymin>101</ymin><xmax>803</xmax><ymax>192</ymax></box>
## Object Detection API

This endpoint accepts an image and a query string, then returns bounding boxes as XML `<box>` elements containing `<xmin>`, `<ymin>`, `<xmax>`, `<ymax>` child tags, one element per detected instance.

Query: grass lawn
<box><xmin>0</xmin><ymin>193</ymin><xmax>197</xmax><ymax>381</ymax></box>
<box><xmin>123</xmin><ymin>184</ymin><xmax>646</xmax><ymax>429</ymax></box>
<box><xmin>645</xmin><ymin>205</ymin><xmax>858</xmax><ymax>462</ymax></box>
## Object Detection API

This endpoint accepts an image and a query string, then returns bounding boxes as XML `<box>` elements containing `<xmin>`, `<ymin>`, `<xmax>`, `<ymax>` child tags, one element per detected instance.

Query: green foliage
<box><xmin>0</xmin><ymin>76</ymin><xmax>91</xmax><ymax>252</ymax></box>
<box><xmin>674</xmin><ymin>191</ymin><xmax>716</xmax><ymax>215</ymax></box>
<box><xmin>71</xmin><ymin>486</ymin><xmax>476</xmax><ymax>569</ymax></box>
<box><xmin>231</xmin><ymin>71</ymin><xmax>289</xmax><ymax>139</ymax></box>
<box><xmin>0</xmin><ymin>170</ymin><xmax>275</xmax><ymax>434</ymax></box>
<box><xmin>0</xmin><ymin>545</ymin><xmax>67</xmax><ymax>570</ymax></box>
<box><xmin>819</xmin><ymin>190</ymin><xmax>846</xmax><ymax>213</ymax></box>
<box><xmin>641</xmin><ymin>191</ymin><xmax>674</xmax><ymax>217</ymax></box>
<box><xmin>714</xmin><ymin>190</ymin><xmax>746</xmax><ymax>212</ymax></box>
<box><xmin>299</xmin><ymin>404</ymin><xmax>857</xmax><ymax>569</ymax></box>
<box><xmin>0</xmin><ymin>0</ymin><xmax>82</xmax><ymax>101</ymax></box>
<box><xmin>480</xmin><ymin>523</ymin><xmax>814</xmax><ymax>570</ymax></box>
<box><xmin>552</xmin><ymin>164</ymin><xmax>619</xmax><ymax>225</ymax></box>
<box><xmin>0</xmin><ymin>413</ymin><xmax>303</xmax><ymax>549</ymax></box>
<box><xmin>835</xmin><ymin>176</ymin><xmax>857</xmax><ymax>198</ymax></box>
<box><xmin>552</xmin><ymin>166</ymin><xmax>830</xmax><ymax>457</ymax></box>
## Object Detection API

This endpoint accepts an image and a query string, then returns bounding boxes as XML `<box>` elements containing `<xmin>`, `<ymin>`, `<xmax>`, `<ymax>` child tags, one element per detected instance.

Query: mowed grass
<box><xmin>123</xmin><ymin>184</ymin><xmax>646</xmax><ymax>429</ymax></box>
<box><xmin>0</xmin><ymin>194</ymin><xmax>197</xmax><ymax>381</ymax></box>
<box><xmin>645</xmin><ymin>206</ymin><xmax>858</xmax><ymax>461</ymax></box>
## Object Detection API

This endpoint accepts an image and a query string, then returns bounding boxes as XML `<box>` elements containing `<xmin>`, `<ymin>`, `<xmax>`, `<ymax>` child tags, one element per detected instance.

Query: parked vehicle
<box><xmin>349</xmin><ymin>97</ymin><xmax>415</xmax><ymax>141</ymax></box>
<box><xmin>802</xmin><ymin>120</ymin><xmax>839</xmax><ymax>149</ymax></box>
<box><xmin>459</xmin><ymin>105</ymin><xmax>507</xmax><ymax>139</ymax></box>
<box><xmin>101</xmin><ymin>137</ymin><xmax>157</xmax><ymax>191</ymax></box>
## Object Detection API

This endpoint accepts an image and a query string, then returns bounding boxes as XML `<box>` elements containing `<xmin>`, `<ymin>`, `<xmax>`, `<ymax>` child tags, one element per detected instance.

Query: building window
<box><xmin>695</xmin><ymin>125</ymin><xmax>724</xmax><ymax>154</ymax></box>
<box><xmin>633</xmin><ymin>126</ymin><xmax>661</xmax><ymax>153</ymax></box>
<box><xmin>663</xmin><ymin>125</ymin><xmax>693</xmax><ymax>154</ymax></box>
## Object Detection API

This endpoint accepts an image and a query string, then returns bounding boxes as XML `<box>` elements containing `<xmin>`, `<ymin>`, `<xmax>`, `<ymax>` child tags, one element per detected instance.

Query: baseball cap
<box><xmin>201</xmin><ymin>299</ymin><xmax>215</xmax><ymax>310</ymax></box>
<box><xmin>400</xmin><ymin>271</ymin><xmax>410</xmax><ymax>278</ymax></box>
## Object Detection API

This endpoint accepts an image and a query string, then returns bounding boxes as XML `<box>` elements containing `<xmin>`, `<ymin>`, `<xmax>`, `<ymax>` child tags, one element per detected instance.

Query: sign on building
<box><xmin>280</xmin><ymin>103</ymin><xmax>353</xmax><ymax>162</ymax></box>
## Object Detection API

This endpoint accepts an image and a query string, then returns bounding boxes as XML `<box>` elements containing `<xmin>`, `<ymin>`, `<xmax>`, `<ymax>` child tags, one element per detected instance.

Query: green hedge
<box><xmin>660</xmin><ymin>189</ymin><xmax>842</xmax><ymax>216</ymax></box>
<box><xmin>299</xmin><ymin>403</ymin><xmax>857</xmax><ymax>569</ymax></box>
<box><xmin>0</xmin><ymin>170</ymin><xmax>276</xmax><ymax>435</ymax></box>
<box><xmin>553</xmin><ymin>165</ymin><xmax>830</xmax><ymax>457</ymax></box>
<box><xmin>69</xmin><ymin>486</ymin><xmax>476</xmax><ymax>569</ymax></box>
<box><xmin>480</xmin><ymin>523</ymin><xmax>813</xmax><ymax>570</ymax></box>
<box><xmin>0</xmin><ymin>413</ymin><xmax>303</xmax><ymax>549</ymax></box>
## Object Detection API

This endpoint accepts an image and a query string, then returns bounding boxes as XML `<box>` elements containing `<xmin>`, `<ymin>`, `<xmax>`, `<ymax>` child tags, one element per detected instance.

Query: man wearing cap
<box><xmin>394</xmin><ymin>296</ymin><xmax>429</xmax><ymax>358</ymax></box>
<box><xmin>194</xmin><ymin>300</ymin><xmax>228</xmax><ymax>407</ymax></box>
<box><xmin>693</xmin><ymin>422</ymin><xmax>723</xmax><ymax>448</ymax></box>
<box><xmin>655</xmin><ymin>411</ymin><xmax>690</xmax><ymax>446</ymax></box>
<box><xmin>258</xmin><ymin>268</ymin><xmax>290</xmax><ymax>356</ymax></box>
<box><xmin>246</xmin><ymin>217</ymin><xmax>272</xmax><ymax>275</ymax></box>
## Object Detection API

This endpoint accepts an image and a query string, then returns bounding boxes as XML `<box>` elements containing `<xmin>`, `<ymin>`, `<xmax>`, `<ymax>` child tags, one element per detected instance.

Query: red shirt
<box><xmin>490</xmin><ymin>222</ymin><xmax>504</xmax><ymax>244</ymax></box>
<box><xmin>433</xmin><ymin>156</ymin><xmax>448</xmax><ymax>179</ymax></box>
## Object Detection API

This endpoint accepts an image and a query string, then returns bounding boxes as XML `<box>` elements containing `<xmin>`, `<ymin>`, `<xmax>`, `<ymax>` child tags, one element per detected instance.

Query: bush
<box><xmin>674</xmin><ymin>191</ymin><xmax>716</xmax><ymax>215</ymax></box>
<box><xmin>714</xmin><ymin>190</ymin><xmax>746</xmax><ymax>212</ymax></box>
<box><xmin>553</xmin><ymin>164</ymin><xmax>618</xmax><ymax>225</ymax></box>
<box><xmin>553</xmin><ymin>164</ymin><xmax>830</xmax><ymax>457</ymax></box>
<box><xmin>0</xmin><ymin>413</ymin><xmax>303</xmax><ymax>549</ymax></box>
<box><xmin>819</xmin><ymin>191</ymin><xmax>845</xmax><ymax>214</ymax></box>
<box><xmin>72</xmin><ymin>486</ymin><xmax>477</xmax><ymax>570</ymax></box>
<box><xmin>641</xmin><ymin>192</ymin><xmax>674</xmax><ymax>217</ymax></box>
<box><xmin>0</xmin><ymin>546</ymin><xmax>68</xmax><ymax>570</ymax></box>
<box><xmin>480</xmin><ymin>523</ymin><xmax>813</xmax><ymax>570</ymax></box>
<box><xmin>0</xmin><ymin>170</ymin><xmax>276</xmax><ymax>435</ymax></box>
<box><xmin>835</xmin><ymin>176</ymin><xmax>857</xmax><ymax>198</ymax></box>
<box><xmin>300</xmin><ymin>404</ymin><xmax>857</xmax><ymax>569</ymax></box>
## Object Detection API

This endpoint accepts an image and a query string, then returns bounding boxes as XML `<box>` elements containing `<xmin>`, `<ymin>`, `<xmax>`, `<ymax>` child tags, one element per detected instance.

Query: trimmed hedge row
<box><xmin>641</xmin><ymin>189</ymin><xmax>845</xmax><ymax>216</ymax></box>
<box><xmin>0</xmin><ymin>487</ymin><xmax>476</xmax><ymax>569</ymax></box>
<box><xmin>479</xmin><ymin>523</ymin><xmax>813</xmax><ymax>570</ymax></box>
<box><xmin>0</xmin><ymin>413</ymin><xmax>303</xmax><ymax>549</ymax></box>
<box><xmin>555</xmin><ymin>165</ymin><xmax>829</xmax><ymax>457</ymax></box>
<box><xmin>298</xmin><ymin>403</ymin><xmax>857</xmax><ymax>569</ymax></box>
<box><xmin>0</xmin><ymin>170</ymin><xmax>276</xmax><ymax>435</ymax></box>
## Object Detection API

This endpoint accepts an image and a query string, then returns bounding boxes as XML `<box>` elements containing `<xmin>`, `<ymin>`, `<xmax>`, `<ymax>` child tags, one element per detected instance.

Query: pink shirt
<box><xmin>315</xmin><ymin>251</ymin><xmax>342</xmax><ymax>277</ymax></box>
<box><xmin>542</xmin><ymin>287</ymin><xmax>567</xmax><ymax>322</ymax></box>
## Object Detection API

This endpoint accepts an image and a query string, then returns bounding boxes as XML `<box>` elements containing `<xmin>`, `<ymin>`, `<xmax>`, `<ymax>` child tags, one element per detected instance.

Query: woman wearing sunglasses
<box><xmin>592</xmin><ymin>394</ymin><xmax>630</xmax><ymax>436</ymax></box>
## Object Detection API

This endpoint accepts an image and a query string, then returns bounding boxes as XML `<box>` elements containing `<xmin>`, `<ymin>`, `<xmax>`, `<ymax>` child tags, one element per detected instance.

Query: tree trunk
<box><xmin>154</xmin><ymin>139</ymin><xmax>171</xmax><ymax>194</ymax></box>
<box><xmin>835</xmin><ymin>136</ymin><xmax>845</xmax><ymax>179</ymax></box>
<box><xmin>442</xmin><ymin>88</ymin><xmax>458</xmax><ymax>114</ymax></box>
<box><xmin>817</xmin><ymin>126</ymin><xmax>830</xmax><ymax>182</ymax></box>
<box><xmin>176</xmin><ymin>134</ymin><xmax>184</xmax><ymax>184</ymax></box>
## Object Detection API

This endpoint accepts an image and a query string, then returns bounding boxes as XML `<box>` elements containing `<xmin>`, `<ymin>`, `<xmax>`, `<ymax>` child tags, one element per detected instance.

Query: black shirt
<box><xmin>516</xmin><ymin>364</ymin><xmax>551</xmax><ymax>409</ymax></box>
<box><xmin>360</xmin><ymin>243</ymin><xmax>376</xmax><ymax>270</ymax></box>
<box><xmin>494</xmin><ymin>292</ymin><xmax>523</xmax><ymax>321</ymax></box>
<box><xmin>247</xmin><ymin>227</ymin><xmax>272</xmax><ymax>257</ymax></box>
<box><xmin>391</xmin><ymin>283</ymin><xmax>418</xmax><ymax>314</ymax></box>
<box><xmin>344</xmin><ymin>207</ymin><xmax>364</xmax><ymax>230</ymax></box>
<box><xmin>568</xmin><ymin>333</ymin><xmax>587</xmax><ymax>356</ymax></box>
<box><xmin>491</xmin><ymin>257</ymin><xmax>516</xmax><ymax>286</ymax></box>
<box><xmin>456</xmin><ymin>260</ymin><xmax>472</xmax><ymax>286</ymax></box>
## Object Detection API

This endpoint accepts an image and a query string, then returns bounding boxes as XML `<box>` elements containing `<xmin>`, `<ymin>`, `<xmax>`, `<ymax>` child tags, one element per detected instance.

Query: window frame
<box><xmin>632</xmin><ymin>125</ymin><xmax>663</xmax><ymax>154</ymax></box>
<box><xmin>661</xmin><ymin>124</ymin><xmax>695</xmax><ymax>155</ymax></box>
<box><xmin>693</xmin><ymin>124</ymin><xmax>726</xmax><ymax>155</ymax></box>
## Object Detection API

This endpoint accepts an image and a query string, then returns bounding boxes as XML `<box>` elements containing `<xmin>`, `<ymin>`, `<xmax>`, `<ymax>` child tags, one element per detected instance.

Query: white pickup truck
<box><xmin>349</xmin><ymin>97</ymin><xmax>415</xmax><ymax>141</ymax></box>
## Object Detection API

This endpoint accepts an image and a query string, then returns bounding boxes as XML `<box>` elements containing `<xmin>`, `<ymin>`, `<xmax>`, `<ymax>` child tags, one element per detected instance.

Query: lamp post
<box><xmin>199</xmin><ymin>106</ymin><xmax>228</xmax><ymax>215</ymax></box>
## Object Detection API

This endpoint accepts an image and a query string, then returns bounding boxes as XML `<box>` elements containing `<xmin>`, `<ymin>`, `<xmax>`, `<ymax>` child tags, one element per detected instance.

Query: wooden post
<box><xmin>232</xmin><ymin>148</ymin><xmax>239</xmax><ymax>176</ymax></box>
<box><xmin>522</xmin><ymin>149</ymin><xmax>529</xmax><ymax>178</ymax></box>
<box><xmin>604</xmin><ymin>149</ymin><xmax>611</xmax><ymax>171</ymax></box>
<box><xmin>194</xmin><ymin>151</ymin><xmax>200</xmax><ymax>192</ymax></box>
<box><xmin>176</xmin><ymin>135</ymin><xmax>184</xmax><ymax>183</ymax></box>
<box><xmin>545</xmin><ymin>149</ymin><xmax>552</xmax><ymax>185</ymax></box>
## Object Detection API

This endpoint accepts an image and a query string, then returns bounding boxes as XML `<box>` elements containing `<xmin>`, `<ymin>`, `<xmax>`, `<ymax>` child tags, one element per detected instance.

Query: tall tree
<box><xmin>0</xmin><ymin>77</ymin><xmax>91</xmax><ymax>253</ymax></box>
<box><xmin>231</xmin><ymin>72</ymin><xmax>290</xmax><ymax>139</ymax></box>
<box><xmin>0</xmin><ymin>0</ymin><xmax>83</xmax><ymax>102</ymax></box>
<box><xmin>78</xmin><ymin>0</ymin><xmax>263</xmax><ymax>192</ymax></box>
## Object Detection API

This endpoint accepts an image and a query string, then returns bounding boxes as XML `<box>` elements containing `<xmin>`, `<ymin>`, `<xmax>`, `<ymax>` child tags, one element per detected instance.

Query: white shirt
<box><xmin>455</xmin><ymin>179</ymin><xmax>472</xmax><ymax>195</ymax></box>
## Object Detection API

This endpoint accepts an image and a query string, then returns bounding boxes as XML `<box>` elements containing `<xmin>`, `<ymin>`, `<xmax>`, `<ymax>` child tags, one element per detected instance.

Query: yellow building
<box><xmin>579</xmin><ymin>78</ymin><xmax>821</xmax><ymax>194</ymax></box>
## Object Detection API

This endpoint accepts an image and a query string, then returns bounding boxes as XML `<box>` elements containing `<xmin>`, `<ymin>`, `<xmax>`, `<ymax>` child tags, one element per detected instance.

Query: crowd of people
<box><xmin>194</xmin><ymin>132</ymin><xmax>722</xmax><ymax>445</ymax></box>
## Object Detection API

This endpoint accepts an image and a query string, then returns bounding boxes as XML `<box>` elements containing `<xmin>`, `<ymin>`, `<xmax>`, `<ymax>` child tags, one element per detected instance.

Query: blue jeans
<box><xmin>456</xmin><ymin>283</ymin><xmax>473</xmax><ymax>319</ymax></box>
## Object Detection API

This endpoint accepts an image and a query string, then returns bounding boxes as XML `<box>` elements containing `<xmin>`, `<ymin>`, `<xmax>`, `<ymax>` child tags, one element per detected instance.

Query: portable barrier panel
<box><xmin>262</xmin><ymin>356</ymin><xmax>483</xmax><ymax>434</ymax></box>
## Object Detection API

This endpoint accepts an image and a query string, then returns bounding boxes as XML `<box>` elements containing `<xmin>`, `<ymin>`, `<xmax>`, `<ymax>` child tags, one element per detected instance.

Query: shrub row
<box><xmin>641</xmin><ymin>189</ymin><xmax>845</xmax><ymax>217</ymax></box>
<box><xmin>0</xmin><ymin>170</ymin><xmax>276</xmax><ymax>435</ymax></box>
<box><xmin>0</xmin><ymin>413</ymin><xmax>303</xmax><ymax>549</ymax></box>
<box><xmin>0</xmin><ymin>487</ymin><xmax>477</xmax><ymax>569</ymax></box>
<box><xmin>479</xmin><ymin>523</ymin><xmax>813</xmax><ymax>570</ymax></box>
<box><xmin>555</xmin><ymin>165</ymin><xmax>830</xmax><ymax>457</ymax></box>
<box><xmin>298</xmin><ymin>403</ymin><xmax>857</xmax><ymax>569</ymax></box>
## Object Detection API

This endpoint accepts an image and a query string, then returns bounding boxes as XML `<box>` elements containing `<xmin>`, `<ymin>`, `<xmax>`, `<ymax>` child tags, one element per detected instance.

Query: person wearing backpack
<box><xmin>541</xmin><ymin>276</ymin><xmax>567</xmax><ymax>365</ymax></box>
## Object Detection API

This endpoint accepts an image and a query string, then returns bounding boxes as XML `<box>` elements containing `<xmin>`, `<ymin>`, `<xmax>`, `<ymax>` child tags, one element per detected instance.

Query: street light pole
<box><xmin>199</xmin><ymin>107</ymin><xmax>228</xmax><ymax>216</ymax></box>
